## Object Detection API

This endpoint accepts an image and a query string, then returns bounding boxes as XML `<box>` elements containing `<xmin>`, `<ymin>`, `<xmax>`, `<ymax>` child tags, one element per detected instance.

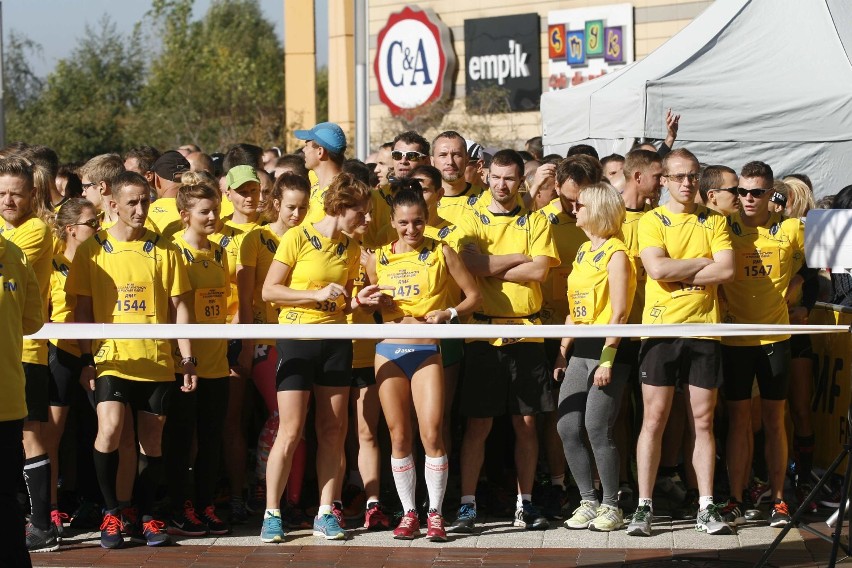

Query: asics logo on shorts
<box><xmin>394</xmin><ymin>348</ymin><xmax>415</xmax><ymax>355</ymax></box>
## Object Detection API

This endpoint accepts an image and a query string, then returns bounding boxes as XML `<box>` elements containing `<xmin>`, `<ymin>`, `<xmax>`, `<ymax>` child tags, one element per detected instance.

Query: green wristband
<box><xmin>599</xmin><ymin>346</ymin><xmax>617</xmax><ymax>369</ymax></box>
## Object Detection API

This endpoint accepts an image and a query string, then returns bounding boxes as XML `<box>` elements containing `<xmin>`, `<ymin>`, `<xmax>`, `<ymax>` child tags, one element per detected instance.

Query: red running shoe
<box><xmin>426</xmin><ymin>512</ymin><xmax>447</xmax><ymax>542</ymax></box>
<box><xmin>364</xmin><ymin>501</ymin><xmax>391</xmax><ymax>530</ymax></box>
<box><xmin>331</xmin><ymin>502</ymin><xmax>347</xmax><ymax>529</ymax></box>
<box><xmin>393</xmin><ymin>511</ymin><xmax>420</xmax><ymax>540</ymax></box>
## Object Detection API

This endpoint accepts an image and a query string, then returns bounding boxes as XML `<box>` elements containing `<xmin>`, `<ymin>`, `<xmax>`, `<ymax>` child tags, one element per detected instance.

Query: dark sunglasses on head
<box><xmin>70</xmin><ymin>218</ymin><xmax>101</xmax><ymax>229</ymax></box>
<box><xmin>391</xmin><ymin>150</ymin><xmax>426</xmax><ymax>162</ymax></box>
<box><xmin>737</xmin><ymin>188</ymin><xmax>769</xmax><ymax>198</ymax></box>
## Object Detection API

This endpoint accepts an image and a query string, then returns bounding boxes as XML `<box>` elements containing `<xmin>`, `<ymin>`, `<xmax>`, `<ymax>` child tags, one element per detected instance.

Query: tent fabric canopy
<box><xmin>541</xmin><ymin>0</ymin><xmax>852</xmax><ymax>196</ymax></box>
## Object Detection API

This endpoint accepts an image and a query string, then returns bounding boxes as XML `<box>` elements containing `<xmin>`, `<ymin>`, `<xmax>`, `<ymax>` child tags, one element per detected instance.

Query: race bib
<box><xmin>551</xmin><ymin>268</ymin><xmax>570</xmax><ymax>301</ymax></box>
<box><xmin>737</xmin><ymin>248</ymin><xmax>780</xmax><ymax>280</ymax></box>
<box><xmin>385</xmin><ymin>266</ymin><xmax>429</xmax><ymax>300</ymax></box>
<box><xmin>671</xmin><ymin>283</ymin><xmax>708</xmax><ymax>299</ymax></box>
<box><xmin>569</xmin><ymin>289</ymin><xmax>596</xmax><ymax>323</ymax></box>
<box><xmin>113</xmin><ymin>282</ymin><xmax>154</xmax><ymax>317</ymax></box>
<box><xmin>309</xmin><ymin>281</ymin><xmax>344</xmax><ymax>313</ymax></box>
<box><xmin>195</xmin><ymin>287</ymin><xmax>227</xmax><ymax>323</ymax></box>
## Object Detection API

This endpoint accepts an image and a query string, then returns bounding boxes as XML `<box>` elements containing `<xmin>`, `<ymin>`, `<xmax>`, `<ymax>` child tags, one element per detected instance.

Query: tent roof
<box><xmin>542</xmin><ymin>0</ymin><xmax>852</xmax><ymax>145</ymax></box>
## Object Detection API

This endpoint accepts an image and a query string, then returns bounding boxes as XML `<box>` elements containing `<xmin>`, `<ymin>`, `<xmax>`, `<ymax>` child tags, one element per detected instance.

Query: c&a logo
<box><xmin>374</xmin><ymin>6</ymin><xmax>456</xmax><ymax>115</ymax></box>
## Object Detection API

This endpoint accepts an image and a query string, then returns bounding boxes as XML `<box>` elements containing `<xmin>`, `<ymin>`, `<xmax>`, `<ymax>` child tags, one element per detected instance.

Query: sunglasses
<box><xmin>573</xmin><ymin>202</ymin><xmax>586</xmax><ymax>211</ymax></box>
<box><xmin>81</xmin><ymin>182</ymin><xmax>98</xmax><ymax>190</ymax></box>
<box><xmin>70</xmin><ymin>218</ymin><xmax>101</xmax><ymax>229</ymax></box>
<box><xmin>391</xmin><ymin>150</ymin><xmax>426</xmax><ymax>162</ymax></box>
<box><xmin>664</xmin><ymin>173</ymin><xmax>700</xmax><ymax>183</ymax></box>
<box><xmin>711</xmin><ymin>186</ymin><xmax>739</xmax><ymax>194</ymax></box>
<box><xmin>737</xmin><ymin>188</ymin><xmax>769</xmax><ymax>198</ymax></box>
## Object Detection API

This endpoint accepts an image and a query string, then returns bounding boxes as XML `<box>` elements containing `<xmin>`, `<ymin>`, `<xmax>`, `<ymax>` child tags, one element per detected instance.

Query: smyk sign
<box><xmin>374</xmin><ymin>6</ymin><xmax>456</xmax><ymax>115</ymax></box>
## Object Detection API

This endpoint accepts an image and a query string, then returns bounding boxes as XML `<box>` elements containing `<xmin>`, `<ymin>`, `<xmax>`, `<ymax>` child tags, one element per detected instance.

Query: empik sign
<box><xmin>374</xmin><ymin>6</ymin><xmax>456</xmax><ymax>115</ymax></box>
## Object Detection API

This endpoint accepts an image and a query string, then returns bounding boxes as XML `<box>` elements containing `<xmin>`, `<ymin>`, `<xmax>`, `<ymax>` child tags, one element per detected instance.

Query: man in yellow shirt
<box><xmin>0</xmin><ymin>156</ymin><xmax>55</xmax><ymax>552</ymax></box>
<box><xmin>68</xmin><ymin>171</ymin><xmax>196</xmax><ymax>549</ymax></box>
<box><xmin>0</xmin><ymin>230</ymin><xmax>44</xmax><ymax>563</ymax></box>
<box><xmin>148</xmin><ymin>151</ymin><xmax>191</xmax><ymax>240</ymax></box>
<box><xmin>449</xmin><ymin>150</ymin><xmax>560</xmax><ymax>534</ymax></box>
<box><xmin>628</xmin><ymin>148</ymin><xmax>735</xmax><ymax>537</ymax></box>
<box><xmin>719</xmin><ymin>161</ymin><xmax>804</xmax><ymax>528</ymax></box>
<box><xmin>431</xmin><ymin>131</ymin><xmax>485</xmax><ymax>226</ymax></box>
<box><xmin>296</xmin><ymin>122</ymin><xmax>346</xmax><ymax>224</ymax></box>
<box><xmin>79</xmin><ymin>154</ymin><xmax>127</xmax><ymax>228</ymax></box>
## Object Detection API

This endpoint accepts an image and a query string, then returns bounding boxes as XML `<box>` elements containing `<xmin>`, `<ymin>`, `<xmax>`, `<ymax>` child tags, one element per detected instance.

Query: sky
<box><xmin>2</xmin><ymin>0</ymin><xmax>329</xmax><ymax>78</ymax></box>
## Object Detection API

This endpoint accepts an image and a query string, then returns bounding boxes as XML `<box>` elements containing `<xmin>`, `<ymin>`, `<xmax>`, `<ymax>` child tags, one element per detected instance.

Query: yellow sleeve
<box><xmin>790</xmin><ymin>219</ymin><xmax>806</xmax><ymax>273</ymax></box>
<box><xmin>710</xmin><ymin>212</ymin><xmax>733</xmax><ymax>254</ymax></box>
<box><xmin>165</xmin><ymin>244</ymin><xmax>192</xmax><ymax>297</ymax></box>
<box><xmin>273</xmin><ymin>229</ymin><xmax>302</xmax><ymax>268</ymax></box>
<box><xmin>528</xmin><ymin>213</ymin><xmax>559</xmax><ymax>265</ymax></box>
<box><xmin>65</xmin><ymin>242</ymin><xmax>92</xmax><ymax>297</ymax></box>
<box><xmin>238</xmin><ymin>230</ymin><xmax>259</xmax><ymax>268</ymax></box>
<box><xmin>637</xmin><ymin>212</ymin><xmax>664</xmax><ymax>253</ymax></box>
<box><xmin>22</xmin><ymin>254</ymin><xmax>45</xmax><ymax>336</ymax></box>
<box><xmin>11</xmin><ymin>219</ymin><xmax>51</xmax><ymax>265</ymax></box>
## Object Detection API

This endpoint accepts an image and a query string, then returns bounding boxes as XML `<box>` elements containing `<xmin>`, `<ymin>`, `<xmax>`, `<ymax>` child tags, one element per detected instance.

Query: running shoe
<box><xmin>626</xmin><ymin>505</ymin><xmax>653</xmax><ymax>537</ymax></box>
<box><xmin>121</xmin><ymin>506</ymin><xmax>143</xmax><ymax>543</ymax></box>
<box><xmin>746</xmin><ymin>478</ymin><xmax>771</xmax><ymax>507</ymax></box>
<box><xmin>540</xmin><ymin>484</ymin><xmax>568</xmax><ymax>520</ymax></box>
<box><xmin>770</xmin><ymin>500</ymin><xmax>792</xmax><ymax>528</ymax></box>
<box><xmin>589</xmin><ymin>504</ymin><xmax>624</xmax><ymax>532</ymax></box>
<box><xmin>26</xmin><ymin>522</ymin><xmax>59</xmax><ymax>553</ymax></box>
<box><xmin>313</xmin><ymin>513</ymin><xmax>347</xmax><ymax>540</ymax></box>
<box><xmin>795</xmin><ymin>482</ymin><xmax>818</xmax><ymax>514</ymax></box>
<box><xmin>514</xmin><ymin>500</ymin><xmax>549</xmax><ymax>530</ymax></box>
<box><xmin>230</xmin><ymin>497</ymin><xmax>250</xmax><ymax>525</ymax></box>
<box><xmin>331</xmin><ymin>501</ymin><xmax>347</xmax><ymax>529</ymax></box>
<box><xmin>564</xmin><ymin>500</ymin><xmax>598</xmax><ymax>529</ymax></box>
<box><xmin>426</xmin><ymin>511</ymin><xmax>447</xmax><ymax>542</ymax></box>
<box><xmin>51</xmin><ymin>509</ymin><xmax>68</xmax><ymax>541</ymax></box>
<box><xmin>364</xmin><ymin>501</ymin><xmax>391</xmax><ymax>530</ymax></box>
<box><xmin>167</xmin><ymin>501</ymin><xmax>208</xmax><ymax>536</ymax></box>
<box><xmin>393</xmin><ymin>510</ymin><xmax>421</xmax><ymax>540</ymax></box>
<box><xmin>260</xmin><ymin>512</ymin><xmax>285</xmax><ymax>543</ymax></box>
<box><xmin>720</xmin><ymin>500</ymin><xmax>745</xmax><ymax>526</ymax></box>
<box><xmin>142</xmin><ymin>516</ymin><xmax>171</xmax><ymax>546</ymax></box>
<box><xmin>696</xmin><ymin>503</ymin><xmax>733</xmax><ymax>535</ymax></box>
<box><xmin>448</xmin><ymin>503</ymin><xmax>477</xmax><ymax>533</ymax></box>
<box><xmin>99</xmin><ymin>510</ymin><xmax>124</xmax><ymax>549</ymax></box>
<box><xmin>203</xmin><ymin>505</ymin><xmax>231</xmax><ymax>535</ymax></box>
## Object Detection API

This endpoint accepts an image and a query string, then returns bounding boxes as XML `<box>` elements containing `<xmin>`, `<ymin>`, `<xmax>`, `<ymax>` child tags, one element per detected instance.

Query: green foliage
<box><xmin>316</xmin><ymin>66</ymin><xmax>328</xmax><ymax>123</ymax></box>
<box><xmin>5</xmin><ymin>0</ymin><xmax>288</xmax><ymax>161</ymax></box>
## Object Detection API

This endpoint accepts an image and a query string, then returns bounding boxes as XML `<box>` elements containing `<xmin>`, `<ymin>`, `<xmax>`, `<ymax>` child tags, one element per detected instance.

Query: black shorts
<box><xmin>790</xmin><ymin>333</ymin><xmax>813</xmax><ymax>359</ymax></box>
<box><xmin>276</xmin><ymin>338</ymin><xmax>353</xmax><ymax>391</ymax></box>
<box><xmin>94</xmin><ymin>375</ymin><xmax>173</xmax><ymax>416</ymax></box>
<box><xmin>460</xmin><ymin>341</ymin><xmax>555</xmax><ymax>417</ymax></box>
<box><xmin>22</xmin><ymin>362</ymin><xmax>50</xmax><ymax>422</ymax></box>
<box><xmin>721</xmin><ymin>341</ymin><xmax>791</xmax><ymax>401</ymax></box>
<box><xmin>638</xmin><ymin>338</ymin><xmax>723</xmax><ymax>390</ymax></box>
<box><xmin>351</xmin><ymin>367</ymin><xmax>376</xmax><ymax>389</ymax></box>
<box><xmin>48</xmin><ymin>343</ymin><xmax>81</xmax><ymax>407</ymax></box>
<box><xmin>227</xmin><ymin>339</ymin><xmax>242</xmax><ymax>368</ymax></box>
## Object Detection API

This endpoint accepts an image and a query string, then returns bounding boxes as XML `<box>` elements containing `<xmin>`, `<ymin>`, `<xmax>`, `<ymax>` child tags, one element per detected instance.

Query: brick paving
<box><xmin>30</xmin><ymin>516</ymin><xmax>849</xmax><ymax>567</ymax></box>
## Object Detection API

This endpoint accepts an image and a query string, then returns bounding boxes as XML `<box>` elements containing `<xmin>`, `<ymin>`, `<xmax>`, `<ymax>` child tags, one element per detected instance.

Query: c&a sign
<box><xmin>374</xmin><ymin>6</ymin><xmax>456</xmax><ymax>115</ymax></box>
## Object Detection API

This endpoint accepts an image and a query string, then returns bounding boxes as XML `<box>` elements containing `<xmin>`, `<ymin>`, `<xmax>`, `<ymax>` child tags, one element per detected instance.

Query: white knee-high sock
<box><xmin>391</xmin><ymin>455</ymin><xmax>417</xmax><ymax>513</ymax></box>
<box><xmin>424</xmin><ymin>454</ymin><xmax>449</xmax><ymax>514</ymax></box>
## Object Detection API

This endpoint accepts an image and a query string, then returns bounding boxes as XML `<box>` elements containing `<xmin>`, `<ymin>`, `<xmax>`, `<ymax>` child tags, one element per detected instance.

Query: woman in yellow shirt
<box><xmin>369</xmin><ymin>188</ymin><xmax>480</xmax><ymax>541</ymax></box>
<box><xmin>260</xmin><ymin>173</ymin><xmax>386</xmax><ymax>542</ymax></box>
<box><xmin>45</xmin><ymin>198</ymin><xmax>99</xmax><ymax>539</ymax></box>
<box><xmin>554</xmin><ymin>183</ymin><xmax>635</xmax><ymax>533</ymax></box>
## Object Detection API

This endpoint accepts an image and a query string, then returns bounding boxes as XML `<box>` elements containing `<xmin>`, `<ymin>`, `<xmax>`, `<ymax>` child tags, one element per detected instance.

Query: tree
<box><xmin>130</xmin><ymin>0</ymin><xmax>285</xmax><ymax>152</ymax></box>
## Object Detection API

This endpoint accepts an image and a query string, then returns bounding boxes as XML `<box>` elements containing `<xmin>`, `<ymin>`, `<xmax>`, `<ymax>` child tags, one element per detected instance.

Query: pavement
<box><xmin>30</xmin><ymin>513</ymin><xmax>851</xmax><ymax>567</ymax></box>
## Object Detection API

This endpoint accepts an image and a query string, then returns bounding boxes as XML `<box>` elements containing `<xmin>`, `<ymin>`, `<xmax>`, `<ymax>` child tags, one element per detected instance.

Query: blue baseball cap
<box><xmin>294</xmin><ymin>122</ymin><xmax>347</xmax><ymax>154</ymax></box>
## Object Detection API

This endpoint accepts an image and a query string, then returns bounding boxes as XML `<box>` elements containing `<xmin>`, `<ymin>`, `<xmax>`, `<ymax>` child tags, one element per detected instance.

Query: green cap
<box><xmin>226</xmin><ymin>165</ymin><xmax>260</xmax><ymax>190</ymax></box>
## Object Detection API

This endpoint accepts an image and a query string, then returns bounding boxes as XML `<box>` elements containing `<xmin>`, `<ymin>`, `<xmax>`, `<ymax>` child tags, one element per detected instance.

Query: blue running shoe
<box><xmin>313</xmin><ymin>513</ymin><xmax>347</xmax><ymax>540</ymax></box>
<box><xmin>448</xmin><ymin>503</ymin><xmax>477</xmax><ymax>533</ymax></box>
<box><xmin>260</xmin><ymin>512</ymin><xmax>286</xmax><ymax>543</ymax></box>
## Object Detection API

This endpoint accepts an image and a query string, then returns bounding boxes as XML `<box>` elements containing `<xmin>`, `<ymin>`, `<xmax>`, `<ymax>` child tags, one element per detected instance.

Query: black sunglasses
<box><xmin>737</xmin><ymin>188</ymin><xmax>769</xmax><ymax>198</ymax></box>
<box><xmin>391</xmin><ymin>150</ymin><xmax>426</xmax><ymax>162</ymax></box>
<box><xmin>70</xmin><ymin>218</ymin><xmax>101</xmax><ymax>229</ymax></box>
<box><xmin>712</xmin><ymin>186</ymin><xmax>739</xmax><ymax>194</ymax></box>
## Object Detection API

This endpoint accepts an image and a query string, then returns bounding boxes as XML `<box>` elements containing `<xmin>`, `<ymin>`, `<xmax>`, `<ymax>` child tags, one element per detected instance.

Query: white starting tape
<box><xmin>26</xmin><ymin>322</ymin><xmax>849</xmax><ymax>341</ymax></box>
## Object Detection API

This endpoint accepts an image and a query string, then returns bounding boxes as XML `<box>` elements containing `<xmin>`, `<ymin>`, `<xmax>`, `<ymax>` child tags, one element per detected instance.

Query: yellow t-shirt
<box><xmin>66</xmin><ymin>229</ymin><xmax>191</xmax><ymax>382</ymax></box>
<box><xmin>237</xmin><ymin>225</ymin><xmax>282</xmax><ymax>346</ymax></box>
<box><xmin>436</xmin><ymin>183</ymin><xmax>485</xmax><ymax>226</ymax></box>
<box><xmin>213</xmin><ymin>219</ymin><xmax>259</xmax><ymax>322</ymax></box>
<box><xmin>375</xmin><ymin>237</ymin><xmax>453</xmax><ymax>321</ymax></box>
<box><xmin>638</xmin><ymin>205</ymin><xmax>732</xmax><ymax>331</ymax></box>
<box><xmin>1</xmin><ymin>214</ymin><xmax>52</xmax><ymax>365</ymax></box>
<box><xmin>568</xmin><ymin>238</ymin><xmax>635</xmax><ymax>325</ymax></box>
<box><xmin>622</xmin><ymin>206</ymin><xmax>651</xmax><ymax>324</ymax></box>
<box><xmin>350</xmin><ymin>261</ymin><xmax>378</xmax><ymax>369</ymax></box>
<box><xmin>537</xmin><ymin>199</ymin><xmax>588</xmax><ymax>325</ymax></box>
<box><xmin>362</xmin><ymin>187</ymin><xmax>394</xmax><ymax>250</ymax></box>
<box><xmin>148</xmin><ymin>197</ymin><xmax>183</xmax><ymax>241</ymax></box>
<box><xmin>457</xmin><ymin>203</ymin><xmax>559</xmax><ymax>345</ymax></box>
<box><xmin>220</xmin><ymin>196</ymin><xmax>234</xmax><ymax>219</ymax></box>
<box><xmin>173</xmin><ymin>234</ymin><xmax>230</xmax><ymax>378</ymax></box>
<box><xmin>272</xmin><ymin>224</ymin><xmax>360</xmax><ymax>325</ymax></box>
<box><xmin>0</xmin><ymin>235</ymin><xmax>43</xmax><ymax>421</ymax></box>
<box><xmin>722</xmin><ymin>212</ymin><xmax>804</xmax><ymax>346</ymax></box>
<box><xmin>49</xmin><ymin>253</ymin><xmax>80</xmax><ymax>356</ymax></box>
<box><xmin>305</xmin><ymin>179</ymin><xmax>329</xmax><ymax>225</ymax></box>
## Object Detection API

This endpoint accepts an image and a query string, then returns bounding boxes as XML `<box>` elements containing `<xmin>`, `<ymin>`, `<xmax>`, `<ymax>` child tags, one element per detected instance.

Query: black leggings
<box><xmin>164</xmin><ymin>376</ymin><xmax>229</xmax><ymax>511</ymax></box>
<box><xmin>0</xmin><ymin>420</ymin><xmax>30</xmax><ymax>567</ymax></box>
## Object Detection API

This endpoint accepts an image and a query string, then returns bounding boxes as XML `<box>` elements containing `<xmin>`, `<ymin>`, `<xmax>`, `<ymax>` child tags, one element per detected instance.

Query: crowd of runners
<box><xmin>1</xmin><ymin>114</ymin><xmax>847</xmax><ymax>566</ymax></box>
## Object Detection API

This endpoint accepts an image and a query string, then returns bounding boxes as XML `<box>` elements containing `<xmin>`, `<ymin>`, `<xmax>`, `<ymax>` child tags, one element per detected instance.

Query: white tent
<box><xmin>540</xmin><ymin>0</ymin><xmax>852</xmax><ymax>198</ymax></box>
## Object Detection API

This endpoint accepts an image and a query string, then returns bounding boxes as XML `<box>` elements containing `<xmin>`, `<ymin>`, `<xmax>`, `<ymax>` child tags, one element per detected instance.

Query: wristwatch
<box><xmin>180</xmin><ymin>356</ymin><xmax>198</xmax><ymax>367</ymax></box>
